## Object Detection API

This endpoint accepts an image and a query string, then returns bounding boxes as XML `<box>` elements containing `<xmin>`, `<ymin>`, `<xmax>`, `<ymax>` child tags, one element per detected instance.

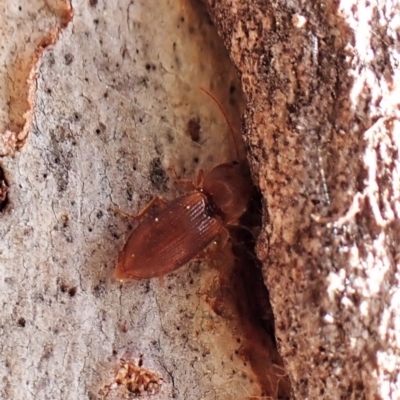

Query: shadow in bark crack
<box><xmin>207</xmin><ymin>188</ymin><xmax>291</xmax><ymax>399</ymax></box>
<box><xmin>0</xmin><ymin>164</ymin><xmax>9</xmax><ymax>212</ymax></box>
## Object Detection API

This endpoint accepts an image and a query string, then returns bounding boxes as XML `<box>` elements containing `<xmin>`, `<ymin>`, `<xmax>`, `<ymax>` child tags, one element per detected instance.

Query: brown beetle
<box><xmin>115</xmin><ymin>89</ymin><xmax>252</xmax><ymax>280</ymax></box>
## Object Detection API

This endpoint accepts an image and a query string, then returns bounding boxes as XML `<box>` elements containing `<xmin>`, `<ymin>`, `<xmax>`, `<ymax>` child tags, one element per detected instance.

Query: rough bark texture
<box><xmin>204</xmin><ymin>0</ymin><xmax>400</xmax><ymax>399</ymax></box>
<box><xmin>0</xmin><ymin>0</ymin><xmax>279</xmax><ymax>399</ymax></box>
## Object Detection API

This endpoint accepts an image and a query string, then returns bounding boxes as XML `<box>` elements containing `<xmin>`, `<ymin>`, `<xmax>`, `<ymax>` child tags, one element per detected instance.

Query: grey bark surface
<box><xmin>0</xmin><ymin>0</ymin><xmax>269</xmax><ymax>399</ymax></box>
<box><xmin>204</xmin><ymin>0</ymin><xmax>400</xmax><ymax>399</ymax></box>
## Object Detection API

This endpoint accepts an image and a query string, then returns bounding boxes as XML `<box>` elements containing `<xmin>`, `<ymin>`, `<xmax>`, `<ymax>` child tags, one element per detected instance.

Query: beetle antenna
<box><xmin>198</xmin><ymin>86</ymin><xmax>241</xmax><ymax>161</ymax></box>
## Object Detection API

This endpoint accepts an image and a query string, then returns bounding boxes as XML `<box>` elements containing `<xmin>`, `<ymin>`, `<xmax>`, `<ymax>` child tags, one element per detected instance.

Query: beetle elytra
<box><xmin>115</xmin><ymin>88</ymin><xmax>252</xmax><ymax>280</ymax></box>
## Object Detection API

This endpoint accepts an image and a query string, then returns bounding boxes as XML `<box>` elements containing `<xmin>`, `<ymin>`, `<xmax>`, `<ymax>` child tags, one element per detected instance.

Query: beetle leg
<box><xmin>175</xmin><ymin>178</ymin><xmax>196</xmax><ymax>191</ymax></box>
<box><xmin>196</xmin><ymin>169</ymin><xmax>205</xmax><ymax>188</ymax></box>
<box><xmin>134</xmin><ymin>197</ymin><xmax>168</xmax><ymax>219</ymax></box>
<box><xmin>194</xmin><ymin>226</ymin><xmax>231</xmax><ymax>260</ymax></box>
<box><xmin>192</xmin><ymin>250</ymin><xmax>208</xmax><ymax>261</ymax></box>
<box><xmin>111</xmin><ymin>197</ymin><xmax>167</xmax><ymax>220</ymax></box>
<box><xmin>226</xmin><ymin>220</ymin><xmax>257</xmax><ymax>240</ymax></box>
<box><xmin>170</xmin><ymin>163</ymin><xmax>196</xmax><ymax>191</ymax></box>
<box><xmin>218</xmin><ymin>226</ymin><xmax>231</xmax><ymax>249</ymax></box>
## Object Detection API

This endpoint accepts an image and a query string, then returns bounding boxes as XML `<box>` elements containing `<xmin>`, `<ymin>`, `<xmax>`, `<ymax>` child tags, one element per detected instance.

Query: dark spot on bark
<box><xmin>95</xmin><ymin>122</ymin><xmax>106</xmax><ymax>137</ymax></box>
<box><xmin>89</xmin><ymin>0</ymin><xmax>98</xmax><ymax>6</ymax></box>
<box><xmin>73</xmin><ymin>112</ymin><xmax>81</xmax><ymax>121</ymax></box>
<box><xmin>18</xmin><ymin>317</ymin><xmax>26</xmax><ymax>327</ymax></box>
<box><xmin>64</xmin><ymin>53</ymin><xmax>74</xmax><ymax>65</ymax></box>
<box><xmin>140</xmin><ymin>77</ymin><xmax>149</xmax><ymax>87</ymax></box>
<box><xmin>87</xmin><ymin>392</ymin><xmax>97</xmax><ymax>400</ymax></box>
<box><xmin>96</xmin><ymin>210</ymin><xmax>103</xmax><ymax>219</ymax></box>
<box><xmin>143</xmin><ymin>280</ymin><xmax>150</xmax><ymax>293</ymax></box>
<box><xmin>186</xmin><ymin>117</ymin><xmax>201</xmax><ymax>142</ymax></box>
<box><xmin>149</xmin><ymin>158</ymin><xmax>168</xmax><ymax>190</ymax></box>
<box><xmin>93</xmin><ymin>280</ymin><xmax>106</xmax><ymax>297</ymax></box>
<box><xmin>47</xmin><ymin>52</ymin><xmax>55</xmax><ymax>67</ymax></box>
<box><xmin>93</xmin><ymin>18</ymin><xmax>99</xmax><ymax>25</ymax></box>
<box><xmin>4</xmin><ymin>277</ymin><xmax>13</xmax><ymax>285</ymax></box>
<box><xmin>0</xmin><ymin>165</ymin><xmax>9</xmax><ymax>212</ymax></box>
<box><xmin>68</xmin><ymin>287</ymin><xmax>77</xmax><ymax>297</ymax></box>
<box><xmin>126</xmin><ymin>187</ymin><xmax>133</xmax><ymax>202</ymax></box>
<box><xmin>60</xmin><ymin>283</ymin><xmax>67</xmax><ymax>293</ymax></box>
<box><xmin>287</xmin><ymin>103</ymin><xmax>297</xmax><ymax>115</ymax></box>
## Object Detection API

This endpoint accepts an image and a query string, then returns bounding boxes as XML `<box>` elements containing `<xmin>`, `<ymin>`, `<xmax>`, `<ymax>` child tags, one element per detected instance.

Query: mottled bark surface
<box><xmin>0</xmin><ymin>0</ymin><xmax>281</xmax><ymax>399</ymax></box>
<box><xmin>2</xmin><ymin>0</ymin><xmax>399</xmax><ymax>399</ymax></box>
<box><xmin>205</xmin><ymin>0</ymin><xmax>400</xmax><ymax>399</ymax></box>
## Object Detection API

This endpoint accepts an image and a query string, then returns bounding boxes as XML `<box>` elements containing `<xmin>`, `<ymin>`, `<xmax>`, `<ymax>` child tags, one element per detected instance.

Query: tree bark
<box><xmin>1</xmin><ymin>0</ymin><xmax>284</xmax><ymax>399</ymax></box>
<box><xmin>204</xmin><ymin>0</ymin><xmax>400</xmax><ymax>399</ymax></box>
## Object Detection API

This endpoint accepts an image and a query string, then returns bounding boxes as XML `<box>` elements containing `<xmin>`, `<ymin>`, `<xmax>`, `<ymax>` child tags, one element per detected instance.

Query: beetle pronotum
<box><xmin>115</xmin><ymin>88</ymin><xmax>252</xmax><ymax>280</ymax></box>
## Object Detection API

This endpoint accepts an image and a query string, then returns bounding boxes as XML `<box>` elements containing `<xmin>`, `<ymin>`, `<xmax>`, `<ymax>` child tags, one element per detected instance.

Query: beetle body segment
<box><xmin>202</xmin><ymin>162</ymin><xmax>252</xmax><ymax>224</ymax></box>
<box><xmin>115</xmin><ymin>192</ymin><xmax>222</xmax><ymax>280</ymax></box>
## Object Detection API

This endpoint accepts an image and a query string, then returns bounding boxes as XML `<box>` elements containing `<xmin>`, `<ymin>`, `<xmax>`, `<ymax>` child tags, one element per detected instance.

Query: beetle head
<box><xmin>202</xmin><ymin>161</ymin><xmax>252</xmax><ymax>224</ymax></box>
